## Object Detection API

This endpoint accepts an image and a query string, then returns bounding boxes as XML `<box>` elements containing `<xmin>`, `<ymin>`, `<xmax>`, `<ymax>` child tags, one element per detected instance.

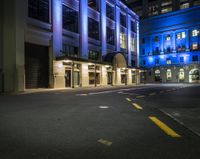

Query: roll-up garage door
<box><xmin>25</xmin><ymin>43</ymin><xmax>49</xmax><ymax>89</ymax></box>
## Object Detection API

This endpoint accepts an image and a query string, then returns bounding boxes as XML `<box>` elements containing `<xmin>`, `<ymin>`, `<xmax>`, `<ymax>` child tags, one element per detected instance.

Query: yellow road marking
<box><xmin>136</xmin><ymin>95</ymin><xmax>145</xmax><ymax>98</ymax></box>
<box><xmin>132</xmin><ymin>103</ymin><xmax>143</xmax><ymax>110</ymax></box>
<box><xmin>149</xmin><ymin>93</ymin><xmax>156</xmax><ymax>96</ymax></box>
<box><xmin>126</xmin><ymin>98</ymin><xmax>132</xmax><ymax>102</ymax></box>
<box><xmin>98</xmin><ymin>139</ymin><xmax>112</xmax><ymax>146</ymax></box>
<box><xmin>149</xmin><ymin>116</ymin><xmax>181</xmax><ymax>138</ymax></box>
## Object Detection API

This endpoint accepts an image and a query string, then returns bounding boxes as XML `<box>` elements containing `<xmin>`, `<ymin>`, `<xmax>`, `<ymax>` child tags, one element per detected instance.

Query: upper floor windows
<box><xmin>131</xmin><ymin>37</ymin><xmax>135</xmax><ymax>52</ymax></box>
<box><xmin>120</xmin><ymin>32</ymin><xmax>127</xmax><ymax>49</ymax></box>
<box><xmin>166</xmin><ymin>58</ymin><xmax>171</xmax><ymax>64</ymax></box>
<box><xmin>131</xmin><ymin>21</ymin><xmax>136</xmax><ymax>32</ymax></box>
<box><xmin>63</xmin><ymin>5</ymin><xmax>79</xmax><ymax>33</ymax></box>
<box><xmin>88</xmin><ymin>50</ymin><xmax>100</xmax><ymax>61</ymax></box>
<box><xmin>192</xmin><ymin>42</ymin><xmax>199</xmax><ymax>50</ymax></box>
<box><xmin>106</xmin><ymin>4</ymin><xmax>114</xmax><ymax>20</ymax></box>
<box><xmin>88</xmin><ymin>0</ymin><xmax>99</xmax><ymax>11</ymax></box>
<box><xmin>177</xmin><ymin>32</ymin><xmax>186</xmax><ymax>39</ymax></box>
<box><xmin>88</xmin><ymin>18</ymin><xmax>99</xmax><ymax>40</ymax></box>
<box><xmin>62</xmin><ymin>44</ymin><xmax>79</xmax><ymax>58</ymax></box>
<box><xmin>120</xmin><ymin>13</ymin><xmax>126</xmax><ymax>27</ymax></box>
<box><xmin>154</xmin><ymin>36</ymin><xmax>159</xmax><ymax>42</ymax></box>
<box><xmin>107</xmin><ymin>27</ymin><xmax>115</xmax><ymax>45</ymax></box>
<box><xmin>28</xmin><ymin>0</ymin><xmax>49</xmax><ymax>23</ymax></box>
<box><xmin>192</xmin><ymin>55</ymin><xmax>199</xmax><ymax>62</ymax></box>
<box><xmin>192</xmin><ymin>29</ymin><xmax>199</xmax><ymax>37</ymax></box>
<box><xmin>166</xmin><ymin>34</ymin><xmax>171</xmax><ymax>41</ymax></box>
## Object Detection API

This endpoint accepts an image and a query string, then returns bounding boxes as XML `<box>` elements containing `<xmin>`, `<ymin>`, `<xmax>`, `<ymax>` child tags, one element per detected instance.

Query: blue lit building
<box><xmin>0</xmin><ymin>0</ymin><xmax>139</xmax><ymax>92</ymax></box>
<box><xmin>140</xmin><ymin>6</ymin><xmax>200</xmax><ymax>83</ymax></box>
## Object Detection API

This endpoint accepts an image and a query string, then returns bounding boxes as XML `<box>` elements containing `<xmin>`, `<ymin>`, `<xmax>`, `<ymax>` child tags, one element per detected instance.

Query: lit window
<box><xmin>166</xmin><ymin>58</ymin><xmax>171</xmax><ymax>64</ymax></box>
<box><xmin>180</xmin><ymin>3</ymin><xmax>189</xmax><ymax>9</ymax></box>
<box><xmin>120</xmin><ymin>33</ymin><xmax>127</xmax><ymax>49</ymax></box>
<box><xmin>182</xmin><ymin>32</ymin><xmax>186</xmax><ymax>38</ymax></box>
<box><xmin>166</xmin><ymin>69</ymin><xmax>172</xmax><ymax>80</ymax></box>
<box><xmin>192</xmin><ymin>29</ymin><xmax>199</xmax><ymax>37</ymax></box>
<box><xmin>166</xmin><ymin>34</ymin><xmax>171</xmax><ymax>41</ymax></box>
<box><xmin>177</xmin><ymin>33</ymin><xmax>181</xmax><ymax>39</ymax></box>
<box><xmin>179</xmin><ymin>69</ymin><xmax>185</xmax><ymax>80</ymax></box>
<box><xmin>192</xmin><ymin>42</ymin><xmax>198</xmax><ymax>50</ymax></box>
<box><xmin>161</xmin><ymin>7</ymin><xmax>172</xmax><ymax>14</ymax></box>
<box><xmin>131</xmin><ymin>37</ymin><xmax>135</xmax><ymax>52</ymax></box>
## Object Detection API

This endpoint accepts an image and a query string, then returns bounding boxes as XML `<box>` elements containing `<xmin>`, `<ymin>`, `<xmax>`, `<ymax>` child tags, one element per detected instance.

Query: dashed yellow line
<box><xmin>132</xmin><ymin>103</ymin><xmax>143</xmax><ymax>110</ymax></box>
<box><xmin>126</xmin><ymin>98</ymin><xmax>132</xmax><ymax>102</ymax></box>
<box><xmin>149</xmin><ymin>116</ymin><xmax>181</xmax><ymax>138</ymax></box>
<box><xmin>149</xmin><ymin>93</ymin><xmax>156</xmax><ymax>96</ymax></box>
<box><xmin>98</xmin><ymin>139</ymin><xmax>112</xmax><ymax>146</ymax></box>
<box><xmin>136</xmin><ymin>95</ymin><xmax>145</xmax><ymax>99</ymax></box>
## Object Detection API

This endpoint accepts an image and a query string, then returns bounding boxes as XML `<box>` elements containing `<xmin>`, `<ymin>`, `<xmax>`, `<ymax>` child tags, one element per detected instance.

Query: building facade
<box><xmin>140</xmin><ymin>6</ymin><xmax>200</xmax><ymax>83</ymax></box>
<box><xmin>125</xmin><ymin>0</ymin><xmax>200</xmax><ymax>18</ymax></box>
<box><xmin>0</xmin><ymin>0</ymin><xmax>139</xmax><ymax>92</ymax></box>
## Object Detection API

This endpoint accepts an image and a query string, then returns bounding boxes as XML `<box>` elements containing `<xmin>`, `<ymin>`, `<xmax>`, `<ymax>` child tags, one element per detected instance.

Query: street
<box><xmin>0</xmin><ymin>84</ymin><xmax>200</xmax><ymax>159</ymax></box>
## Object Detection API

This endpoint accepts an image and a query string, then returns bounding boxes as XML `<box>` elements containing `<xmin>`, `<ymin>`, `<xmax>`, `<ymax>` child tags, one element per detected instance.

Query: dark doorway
<box><xmin>107</xmin><ymin>72</ymin><xmax>112</xmax><ymax>85</ymax></box>
<box><xmin>25</xmin><ymin>43</ymin><xmax>49</xmax><ymax>89</ymax></box>
<box><xmin>65</xmin><ymin>70</ymin><xmax>71</xmax><ymax>87</ymax></box>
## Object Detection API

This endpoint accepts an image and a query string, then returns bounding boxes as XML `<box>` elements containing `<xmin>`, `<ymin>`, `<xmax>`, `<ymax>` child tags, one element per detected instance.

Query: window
<box><xmin>120</xmin><ymin>32</ymin><xmax>127</xmax><ymax>49</ymax></box>
<box><xmin>62</xmin><ymin>44</ymin><xmax>79</xmax><ymax>58</ymax></box>
<box><xmin>192</xmin><ymin>42</ymin><xmax>198</xmax><ymax>50</ymax></box>
<box><xmin>88</xmin><ymin>50</ymin><xmax>99</xmax><ymax>60</ymax></box>
<box><xmin>177</xmin><ymin>32</ymin><xmax>186</xmax><ymax>39</ymax></box>
<box><xmin>182</xmin><ymin>32</ymin><xmax>186</xmax><ymax>38</ymax></box>
<box><xmin>143</xmin><ymin>60</ymin><xmax>146</xmax><ymax>65</ymax></box>
<box><xmin>107</xmin><ymin>27</ymin><xmax>115</xmax><ymax>45</ymax></box>
<box><xmin>166</xmin><ymin>69</ymin><xmax>172</xmax><ymax>80</ymax></box>
<box><xmin>180</xmin><ymin>3</ymin><xmax>189</xmax><ymax>9</ymax></box>
<box><xmin>166</xmin><ymin>34</ymin><xmax>171</xmax><ymax>41</ymax></box>
<box><xmin>131</xmin><ymin>60</ymin><xmax>135</xmax><ymax>67</ymax></box>
<box><xmin>161</xmin><ymin>7</ymin><xmax>172</xmax><ymax>14</ymax></box>
<box><xmin>88</xmin><ymin>18</ymin><xmax>99</xmax><ymax>40</ymax></box>
<box><xmin>179</xmin><ymin>69</ymin><xmax>185</xmax><ymax>80</ymax></box>
<box><xmin>166</xmin><ymin>58</ymin><xmax>171</xmax><ymax>64</ymax></box>
<box><xmin>106</xmin><ymin>4</ymin><xmax>114</xmax><ymax>20</ymax></box>
<box><xmin>88</xmin><ymin>0</ymin><xmax>99</xmax><ymax>11</ymax></box>
<box><xmin>192</xmin><ymin>55</ymin><xmax>198</xmax><ymax>62</ymax></box>
<box><xmin>120</xmin><ymin>13</ymin><xmax>126</xmax><ymax>27</ymax></box>
<box><xmin>63</xmin><ymin>5</ymin><xmax>78</xmax><ymax>33</ymax></box>
<box><xmin>155</xmin><ymin>59</ymin><xmax>160</xmax><ymax>65</ymax></box>
<box><xmin>142</xmin><ymin>38</ymin><xmax>145</xmax><ymax>44</ymax></box>
<box><xmin>131</xmin><ymin>37</ymin><xmax>135</xmax><ymax>52</ymax></box>
<box><xmin>154</xmin><ymin>36</ymin><xmax>159</xmax><ymax>42</ymax></box>
<box><xmin>192</xmin><ymin>29</ymin><xmax>199</xmax><ymax>37</ymax></box>
<box><xmin>180</xmin><ymin>57</ymin><xmax>184</xmax><ymax>63</ymax></box>
<box><xmin>28</xmin><ymin>0</ymin><xmax>49</xmax><ymax>22</ymax></box>
<box><xmin>177</xmin><ymin>33</ymin><xmax>181</xmax><ymax>39</ymax></box>
<box><xmin>131</xmin><ymin>21</ymin><xmax>136</xmax><ymax>32</ymax></box>
<box><xmin>142</xmin><ymin>49</ymin><xmax>145</xmax><ymax>55</ymax></box>
<box><xmin>148</xmin><ymin>5</ymin><xmax>159</xmax><ymax>16</ymax></box>
<box><xmin>155</xmin><ymin>70</ymin><xmax>161</xmax><ymax>81</ymax></box>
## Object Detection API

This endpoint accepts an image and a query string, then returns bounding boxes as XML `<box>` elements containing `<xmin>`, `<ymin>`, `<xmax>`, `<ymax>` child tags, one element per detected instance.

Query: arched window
<box><xmin>189</xmin><ymin>69</ymin><xmax>200</xmax><ymax>83</ymax></box>
<box><xmin>179</xmin><ymin>69</ymin><xmax>185</xmax><ymax>81</ymax></box>
<box><xmin>166</xmin><ymin>69</ymin><xmax>172</xmax><ymax>81</ymax></box>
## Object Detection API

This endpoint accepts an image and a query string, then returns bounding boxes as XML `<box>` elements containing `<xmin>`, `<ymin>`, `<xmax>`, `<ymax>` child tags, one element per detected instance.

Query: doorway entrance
<box><xmin>65</xmin><ymin>70</ymin><xmax>71</xmax><ymax>87</ymax></box>
<box><xmin>107</xmin><ymin>72</ymin><xmax>112</xmax><ymax>85</ymax></box>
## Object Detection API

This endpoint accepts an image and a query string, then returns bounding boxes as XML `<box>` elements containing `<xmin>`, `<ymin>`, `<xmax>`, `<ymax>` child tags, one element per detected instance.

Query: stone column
<box><xmin>115</xmin><ymin>5</ymin><xmax>120</xmax><ymax>51</ymax></box>
<box><xmin>172</xmin><ymin>31</ymin><xmax>176</xmax><ymax>52</ymax></box>
<box><xmin>100</xmin><ymin>0</ymin><xmax>107</xmax><ymax>56</ymax></box>
<box><xmin>185</xmin><ymin>29</ymin><xmax>190</xmax><ymax>51</ymax></box>
<box><xmin>136</xmin><ymin>21</ymin><xmax>140</xmax><ymax>67</ymax></box>
<box><xmin>127</xmin><ymin>14</ymin><xmax>132</xmax><ymax>66</ymax></box>
<box><xmin>160</xmin><ymin>34</ymin><xmax>164</xmax><ymax>53</ymax></box>
<box><xmin>80</xmin><ymin>0</ymin><xmax>88</xmax><ymax>59</ymax></box>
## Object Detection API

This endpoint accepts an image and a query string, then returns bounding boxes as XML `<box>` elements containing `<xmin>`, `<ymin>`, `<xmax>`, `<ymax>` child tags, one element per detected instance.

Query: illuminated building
<box><xmin>140</xmin><ymin>6</ymin><xmax>200</xmax><ymax>83</ymax></box>
<box><xmin>0</xmin><ymin>0</ymin><xmax>139</xmax><ymax>92</ymax></box>
<box><xmin>124</xmin><ymin>0</ymin><xmax>200</xmax><ymax>18</ymax></box>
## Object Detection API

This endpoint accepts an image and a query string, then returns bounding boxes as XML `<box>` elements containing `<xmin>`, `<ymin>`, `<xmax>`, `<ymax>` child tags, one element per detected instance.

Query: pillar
<box><xmin>172</xmin><ymin>31</ymin><xmax>176</xmax><ymax>52</ymax></box>
<box><xmin>100</xmin><ymin>0</ymin><xmax>107</xmax><ymax>56</ymax></box>
<box><xmin>160</xmin><ymin>34</ymin><xmax>164</xmax><ymax>53</ymax></box>
<box><xmin>185</xmin><ymin>29</ymin><xmax>190</xmax><ymax>51</ymax></box>
<box><xmin>80</xmin><ymin>0</ymin><xmax>88</xmax><ymax>59</ymax></box>
<box><xmin>81</xmin><ymin>63</ymin><xmax>89</xmax><ymax>87</ymax></box>
<box><xmin>127</xmin><ymin>14</ymin><xmax>131</xmax><ymax>66</ymax></box>
<box><xmin>3</xmin><ymin>0</ymin><xmax>26</xmax><ymax>92</ymax></box>
<box><xmin>115</xmin><ymin>5</ymin><xmax>120</xmax><ymax>51</ymax></box>
<box><xmin>0</xmin><ymin>0</ymin><xmax>3</xmax><ymax>92</ymax></box>
<box><xmin>136</xmin><ymin>21</ymin><xmax>140</xmax><ymax>67</ymax></box>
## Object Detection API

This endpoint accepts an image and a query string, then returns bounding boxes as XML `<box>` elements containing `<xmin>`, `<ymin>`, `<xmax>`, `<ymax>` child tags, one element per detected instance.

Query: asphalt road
<box><xmin>0</xmin><ymin>84</ymin><xmax>200</xmax><ymax>159</ymax></box>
